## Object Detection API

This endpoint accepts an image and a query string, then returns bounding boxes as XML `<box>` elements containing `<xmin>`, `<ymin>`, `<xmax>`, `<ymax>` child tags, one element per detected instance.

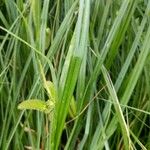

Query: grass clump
<box><xmin>0</xmin><ymin>0</ymin><xmax>150</xmax><ymax>149</ymax></box>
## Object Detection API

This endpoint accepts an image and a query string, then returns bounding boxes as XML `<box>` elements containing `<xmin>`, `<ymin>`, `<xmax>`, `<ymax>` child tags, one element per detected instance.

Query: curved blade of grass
<box><xmin>101</xmin><ymin>65</ymin><xmax>131</xmax><ymax>150</ymax></box>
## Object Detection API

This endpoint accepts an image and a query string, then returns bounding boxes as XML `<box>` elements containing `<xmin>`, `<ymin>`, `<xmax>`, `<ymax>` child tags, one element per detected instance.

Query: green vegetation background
<box><xmin>0</xmin><ymin>0</ymin><xmax>150</xmax><ymax>149</ymax></box>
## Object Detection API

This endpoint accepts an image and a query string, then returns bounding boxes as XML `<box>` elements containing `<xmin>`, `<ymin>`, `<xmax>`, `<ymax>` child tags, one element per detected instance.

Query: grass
<box><xmin>0</xmin><ymin>0</ymin><xmax>150</xmax><ymax>149</ymax></box>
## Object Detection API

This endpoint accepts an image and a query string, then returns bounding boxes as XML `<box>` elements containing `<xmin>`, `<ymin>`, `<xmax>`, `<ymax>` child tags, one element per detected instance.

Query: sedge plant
<box><xmin>0</xmin><ymin>0</ymin><xmax>150</xmax><ymax>150</ymax></box>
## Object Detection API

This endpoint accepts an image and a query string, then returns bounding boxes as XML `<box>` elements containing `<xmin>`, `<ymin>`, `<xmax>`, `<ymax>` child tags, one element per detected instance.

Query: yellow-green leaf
<box><xmin>45</xmin><ymin>81</ymin><xmax>57</xmax><ymax>102</ymax></box>
<box><xmin>68</xmin><ymin>96</ymin><xmax>77</xmax><ymax>118</ymax></box>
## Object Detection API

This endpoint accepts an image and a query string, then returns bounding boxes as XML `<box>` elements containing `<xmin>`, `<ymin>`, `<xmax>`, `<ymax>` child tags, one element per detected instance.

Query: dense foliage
<box><xmin>0</xmin><ymin>0</ymin><xmax>150</xmax><ymax>149</ymax></box>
